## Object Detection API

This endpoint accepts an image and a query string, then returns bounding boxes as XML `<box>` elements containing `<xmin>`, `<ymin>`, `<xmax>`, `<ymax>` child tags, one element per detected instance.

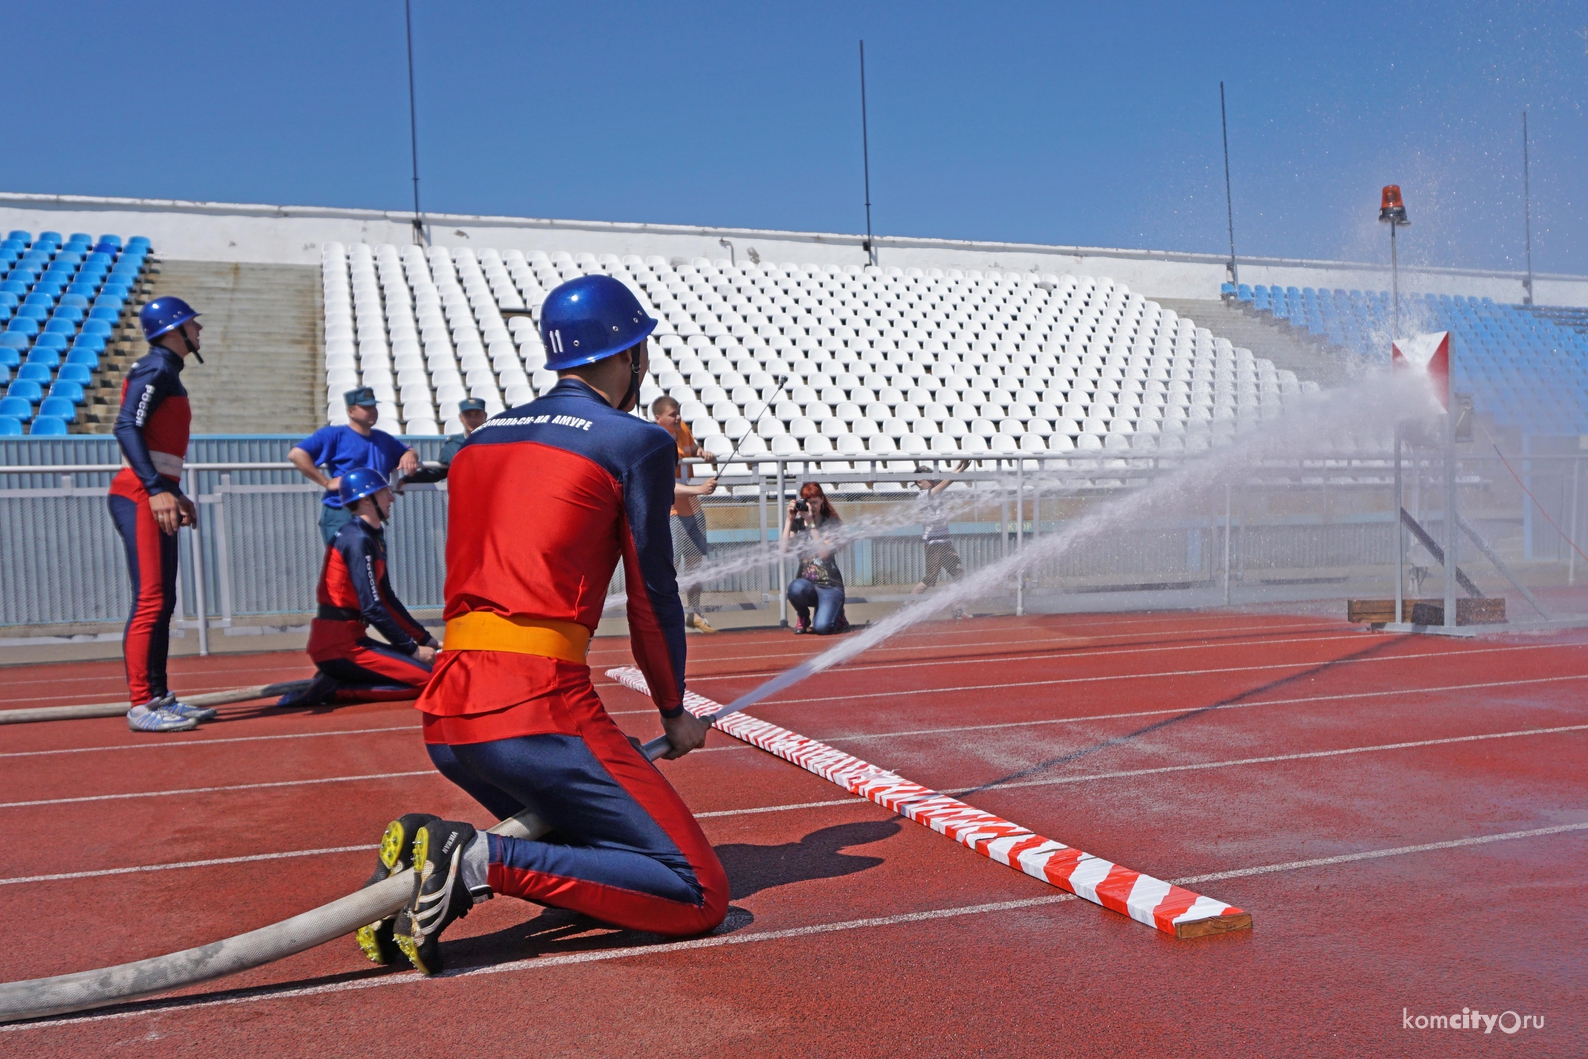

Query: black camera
<box><xmin>794</xmin><ymin>499</ymin><xmax>809</xmax><ymax>513</ymax></box>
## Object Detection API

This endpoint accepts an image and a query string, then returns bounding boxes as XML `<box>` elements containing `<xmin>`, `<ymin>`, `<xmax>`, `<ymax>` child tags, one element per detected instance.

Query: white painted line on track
<box><xmin>7</xmin><ymin>820</ymin><xmax>1584</xmax><ymax>1032</ymax></box>
<box><xmin>0</xmin><ymin>846</ymin><xmax>375</xmax><ymax>887</ymax></box>
<box><xmin>728</xmin><ymin>638</ymin><xmax>1588</xmax><ymax>703</ymax></box>
<box><xmin>0</xmin><ymin>725</ymin><xmax>423</xmax><ymax>760</ymax></box>
<box><xmin>811</xmin><ymin>672</ymin><xmax>1588</xmax><ymax>743</ymax></box>
<box><xmin>11</xmin><ymin>722</ymin><xmax>1582</xmax><ymax>881</ymax></box>
<box><xmin>966</xmin><ymin>722</ymin><xmax>1588</xmax><ymax>794</ymax></box>
<box><xmin>608</xmin><ymin>618</ymin><xmax>1353</xmax><ymax>673</ymax></box>
<box><xmin>11</xmin><ymin>672</ymin><xmax>1586</xmax><ymax>807</ymax></box>
<box><xmin>0</xmin><ymin>771</ymin><xmax>437</xmax><ymax>810</ymax></box>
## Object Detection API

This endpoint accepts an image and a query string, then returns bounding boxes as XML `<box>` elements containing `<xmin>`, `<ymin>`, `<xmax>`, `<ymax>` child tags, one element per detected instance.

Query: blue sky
<box><xmin>8</xmin><ymin>2</ymin><xmax>1586</xmax><ymax>273</ymax></box>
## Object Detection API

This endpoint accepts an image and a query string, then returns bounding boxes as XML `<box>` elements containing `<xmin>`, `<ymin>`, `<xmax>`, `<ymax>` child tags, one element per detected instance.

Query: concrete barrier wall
<box><xmin>3</xmin><ymin>192</ymin><xmax>1583</xmax><ymax>306</ymax></box>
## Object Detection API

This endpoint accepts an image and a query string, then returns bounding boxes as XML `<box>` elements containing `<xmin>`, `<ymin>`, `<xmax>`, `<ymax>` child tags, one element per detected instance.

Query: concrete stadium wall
<box><xmin>4</xmin><ymin>192</ymin><xmax>1585</xmax><ymax>307</ymax></box>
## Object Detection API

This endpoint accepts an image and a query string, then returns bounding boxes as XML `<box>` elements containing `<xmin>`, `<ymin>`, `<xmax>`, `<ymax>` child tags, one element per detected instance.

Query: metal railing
<box><xmin>3</xmin><ymin>438</ymin><xmax>1581</xmax><ymax>647</ymax></box>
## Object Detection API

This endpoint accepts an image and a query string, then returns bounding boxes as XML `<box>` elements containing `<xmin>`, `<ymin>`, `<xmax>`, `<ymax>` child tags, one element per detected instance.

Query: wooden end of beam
<box><xmin>1175</xmin><ymin>912</ymin><xmax>1253</xmax><ymax>939</ymax></box>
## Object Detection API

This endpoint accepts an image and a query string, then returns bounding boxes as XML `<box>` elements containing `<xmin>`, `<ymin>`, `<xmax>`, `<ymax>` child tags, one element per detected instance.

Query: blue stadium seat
<box><xmin>0</xmin><ymin>397</ymin><xmax>30</xmax><ymax>422</ymax></box>
<box><xmin>5</xmin><ymin>317</ymin><xmax>39</xmax><ymax>336</ymax></box>
<box><xmin>66</xmin><ymin>281</ymin><xmax>97</xmax><ymax>297</ymax></box>
<box><xmin>0</xmin><ymin>415</ymin><xmax>20</xmax><ymax>436</ymax></box>
<box><xmin>55</xmin><ymin>363</ymin><xmax>91</xmax><ymax>385</ymax></box>
<box><xmin>45</xmin><ymin>312</ymin><xmax>80</xmax><ymax>330</ymax></box>
<box><xmin>37</xmin><ymin>231</ymin><xmax>62</xmax><ymax>245</ymax></box>
<box><xmin>30</xmin><ymin>334</ymin><xmax>65</xmax><ymax>354</ymax></box>
<box><xmin>38</xmin><ymin>396</ymin><xmax>76</xmax><ymax>422</ymax></box>
<box><xmin>6</xmin><ymin>231</ymin><xmax>31</xmax><ymax>242</ymax></box>
<box><xmin>80</xmin><ymin>319</ymin><xmax>113</xmax><ymax>338</ymax></box>
<box><xmin>15</xmin><ymin>363</ymin><xmax>50</xmax><ymax>385</ymax></box>
<box><xmin>69</xmin><ymin>334</ymin><xmax>104</xmax><ymax>354</ymax></box>
<box><xmin>126</xmin><ymin>236</ymin><xmax>151</xmax><ymax>251</ymax></box>
<box><xmin>32</xmin><ymin>280</ymin><xmax>63</xmax><ymax>298</ymax></box>
<box><xmin>0</xmin><ymin>280</ymin><xmax>26</xmax><ymax>296</ymax></box>
<box><xmin>21</xmin><ymin>292</ymin><xmax>53</xmax><ymax>308</ymax></box>
<box><xmin>64</xmin><ymin>348</ymin><xmax>99</xmax><ymax>368</ymax></box>
<box><xmin>29</xmin><ymin>415</ymin><xmax>68</xmax><ymax>436</ymax></box>
<box><xmin>58</xmin><ymin>293</ymin><xmax>88</xmax><ymax>309</ymax></box>
<box><xmin>6</xmin><ymin>379</ymin><xmax>43</xmax><ymax>403</ymax></box>
<box><xmin>47</xmin><ymin>381</ymin><xmax>84</xmax><ymax>405</ymax></box>
<box><xmin>87</xmin><ymin>305</ymin><xmax>120</xmax><ymax>322</ymax></box>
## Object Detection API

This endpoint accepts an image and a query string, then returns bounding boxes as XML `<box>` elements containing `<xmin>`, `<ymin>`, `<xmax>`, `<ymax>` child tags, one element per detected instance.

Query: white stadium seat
<box><xmin>321</xmin><ymin>242</ymin><xmax>1294</xmax><ymax>444</ymax></box>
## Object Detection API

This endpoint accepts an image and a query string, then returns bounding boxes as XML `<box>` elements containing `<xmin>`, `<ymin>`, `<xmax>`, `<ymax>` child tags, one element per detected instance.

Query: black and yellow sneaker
<box><xmin>354</xmin><ymin>812</ymin><xmax>440</xmax><ymax>965</ymax></box>
<box><xmin>396</xmin><ymin>819</ymin><xmax>485</xmax><ymax>975</ymax></box>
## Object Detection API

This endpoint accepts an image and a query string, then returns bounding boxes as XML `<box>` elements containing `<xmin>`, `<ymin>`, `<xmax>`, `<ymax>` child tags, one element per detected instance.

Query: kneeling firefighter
<box><xmin>278</xmin><ymin>468</ymin><xmax>439</xmax><ymax>708</ymax></box>
<box><xmin>351</xmin><ymin>273</ymin><xmax>728</xmax><ymax>975</ymax></box>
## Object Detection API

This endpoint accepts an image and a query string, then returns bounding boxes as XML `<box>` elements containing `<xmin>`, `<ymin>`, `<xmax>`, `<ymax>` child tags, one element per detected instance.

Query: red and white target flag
<box><xmin>608</xmin><ymin>667</ymin><xmax>1251</xmax><ymax>939</ymax></box>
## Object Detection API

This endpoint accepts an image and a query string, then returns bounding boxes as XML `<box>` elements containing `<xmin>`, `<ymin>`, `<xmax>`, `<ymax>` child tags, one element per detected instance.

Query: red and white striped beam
<box><xmin>608</xmin><ymin>667</ymin><xmax>1251</xmax><ymax>939</ymax></box>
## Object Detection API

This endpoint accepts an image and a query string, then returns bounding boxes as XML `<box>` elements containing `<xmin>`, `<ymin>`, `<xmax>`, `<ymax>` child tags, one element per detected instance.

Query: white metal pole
<box><xmin>1223</xmin><ymin>481</ymin><xmax>1233</xmax><ymax>605</ymax></box>
<box><xmin>1394</xmin><ymin>428</ymin><xmax>1404</xmax><ymax>623</ymax></box>
<box><xmin>1571</xmin><ymin>456</ymin><xmax>1581</xmax><ymax>587</ymax></box>
<box><xmin>1443</xmin><ymin>405</ymin><xmax>1457</xmax><ymax>629</ymax></box>
<box><xmin>184</xmin><ymin>469</ymin><xmax>209</xmax><ymax>657</ymax></box>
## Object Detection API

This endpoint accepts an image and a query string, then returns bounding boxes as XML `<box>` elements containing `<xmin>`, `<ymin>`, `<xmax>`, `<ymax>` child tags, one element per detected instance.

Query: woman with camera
<box><xmin>783</xmin><ymin>482</ymin><xmax>850</xmax><ymax>635</ymax></box>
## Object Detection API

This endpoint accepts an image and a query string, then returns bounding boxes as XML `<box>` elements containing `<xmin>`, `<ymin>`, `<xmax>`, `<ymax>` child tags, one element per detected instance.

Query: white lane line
<box><xmin>0</xmin><ymin>846</ymin><xmax>375</xmax><ymax>887</ymax></box>
<box><xmin>811</xmin><ymin>672</ymin><xmax>1588</xmax><ymax>743</ymax></box>
<box><xmin>722</xmin><ymin>639</ymin><xmax>1588</xmax><ymax>703</ymax></box>
<box><xmin>0</xmin><ymin>771</ymin><xmax>437</xmax><ymax>810</ymax></box>
<box><xmin>11</xmin><ymin>672</ymin><xmax>1585</xmax><ymax>809</ymax></box>
<box><xmin>7</xmin><ymin>820</ymin><xmax>1583</xmax><ymax>1032</ymax></box>
<box><xmin>601</xmin><ymin>618</ymin><xmax>1351</xmax><ymax>673</ymax></box>
<box><xmin>965</xmin><ymin>722</ymin><xmax>1588</xmax><ymax>794</ymax></box>
<box><xmin>1174</xmin><ymin>821</ymin><xmax>1588</xmax><ymax>885</ymax></box>
<box><xmin>0</xmin><ymin>725</ymin><xmax>423</xmax><ymax>760</ymax></box>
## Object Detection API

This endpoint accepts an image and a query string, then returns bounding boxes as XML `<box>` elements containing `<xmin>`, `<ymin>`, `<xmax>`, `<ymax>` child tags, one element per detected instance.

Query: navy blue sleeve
<box><xmin>112</xmin><ymin>360</ymin><xmax>179</xmax><ymax>496</ymax></box>
<box><xmin>336</xmin><ymin>530</ymin><xmax>420</xmax><ymax>654</ymax></box>
<box><xmin>621</xmin><ymin>431</ymin><xmax>688</xmax><ymax>706</ymax></box>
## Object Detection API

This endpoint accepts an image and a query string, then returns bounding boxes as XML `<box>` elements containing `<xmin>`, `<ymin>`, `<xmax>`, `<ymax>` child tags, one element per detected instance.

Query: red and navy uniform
<box><xmin>108</xmin><ymin>347</ymin><xmax>191</xmax><ymax>707</ymax></box>
<box><xmin>307</xmin><ymin>517</ymin><xmax>435</xmax><ymax>701</ymax></box>
<box><xmin>416</xmin><ymin>377</ymin><xmax>727</xmax><ymax>937</ymax></box>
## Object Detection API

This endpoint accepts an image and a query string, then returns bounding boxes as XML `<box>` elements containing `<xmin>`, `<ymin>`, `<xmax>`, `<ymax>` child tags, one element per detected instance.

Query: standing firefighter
<box><xmin>357</xmin><ymin>274</ymin><xmax>727</xmax><ymax>974</ymax></box>
<box><xmin>109</xmin><ymin>297</ymin><xmax>217</xmax><ymax>733</ymax></box>
<box><xmin>275</xmin><ymin>468</ymin><xmax>439</xmax><ymax>709</ymax></box>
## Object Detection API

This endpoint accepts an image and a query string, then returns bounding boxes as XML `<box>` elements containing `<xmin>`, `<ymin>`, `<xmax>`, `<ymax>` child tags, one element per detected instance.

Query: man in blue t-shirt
<box><xmin>290</xmin><ymin>386</ymin><xmax>419</xmax><ymax>543</ymax></box>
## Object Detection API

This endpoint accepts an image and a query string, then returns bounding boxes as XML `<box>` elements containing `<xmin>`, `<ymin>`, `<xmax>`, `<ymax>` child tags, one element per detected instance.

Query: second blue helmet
<box><xmin>140</xmin><ymin>297</ymin><xmax>200</xmax><ymax>342</ymax></box>
<box><xmin>338</xmin><ymin>467</ymin><xmax>390</xmax><ymax>507</ymax></box>
<box><xmin>538</xmin><ymin>274</ymin><xmax>657</xmax><ymax>371</ymax></box>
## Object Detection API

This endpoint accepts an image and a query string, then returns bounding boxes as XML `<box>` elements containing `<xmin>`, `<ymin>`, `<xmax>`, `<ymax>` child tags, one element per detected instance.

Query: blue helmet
<box><xmin>538</xmin><ymin>274</ymin><xmax>656</xmax><ymax>371</ymax></box>
<box><xmin>140</xmin><ymin>297</ymin><xmax>200</xmax><ymax>342</ymax></box>
<box><xmin>338</xmin><ymin>467</ymin><xmax>390</xmax><ymax>508</ymax></box>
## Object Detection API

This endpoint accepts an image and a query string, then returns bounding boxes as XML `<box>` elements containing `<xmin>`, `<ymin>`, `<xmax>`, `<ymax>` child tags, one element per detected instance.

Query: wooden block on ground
<box><xmin>1348</xmin><ymin>598</ymin><xmax>1506</xmax><ymax>626</ymax></box>
<box><xmin>1175</xmin><ymin>911</ymin><xmax>1254</xmax><ymax>939</ymax></box>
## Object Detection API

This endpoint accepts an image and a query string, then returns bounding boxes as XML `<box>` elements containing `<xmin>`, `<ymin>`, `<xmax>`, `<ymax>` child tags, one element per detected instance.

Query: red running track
<box><xmin>0</xmin><ymin>611</ymin><xmax>1583</xmax><ymax>1057</ymax></box>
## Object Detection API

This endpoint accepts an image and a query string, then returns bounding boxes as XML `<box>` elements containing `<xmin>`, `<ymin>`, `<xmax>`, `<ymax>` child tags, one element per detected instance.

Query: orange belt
<box><xmin>442</xmin><ymin>612</ymin><xmax>590</xmax><ymax>663</ymax></box>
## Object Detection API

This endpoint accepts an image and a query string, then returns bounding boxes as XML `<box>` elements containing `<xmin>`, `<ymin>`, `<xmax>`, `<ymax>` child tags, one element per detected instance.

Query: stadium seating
<box><xmin>1232</xmin><ymin>284</ymin><xmax>1588</xmax><ymax>436</ymax></box>
<box><xmin>323</xmin><ymin>243</ymin><xmax>1308</xmax><ymax>458</ymax></box>
<box><xmin>0</xmin><ymin>230</ymin><xmax>147</xmax><ymax>434</ymax></box>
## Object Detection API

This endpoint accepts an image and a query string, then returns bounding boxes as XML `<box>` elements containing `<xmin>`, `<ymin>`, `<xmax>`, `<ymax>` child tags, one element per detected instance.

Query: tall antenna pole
<box><xmin>405</xmin><ymin>0</ymin><xmax>426</xmax><ymax>246</ymax></box>
<box><xmin>859</xmin><ymin>40</ymin><xmax>876</xmax><ymax>268</ymax></box>
<box><xmin>1220</xmin><ymin>82</ymin><xmax>1238</xmax><ymax>285</ymax></box>
<box><xmin>1522</xmin><ymin>110</ymin><xmax>1534</xmax><ymax>305</ymax></box>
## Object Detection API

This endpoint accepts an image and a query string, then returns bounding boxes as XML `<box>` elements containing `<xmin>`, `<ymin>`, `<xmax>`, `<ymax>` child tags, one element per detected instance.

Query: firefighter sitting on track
<box><xmin>276</xmin><ymin>468</ymin><xmax>438</xmax><ymax>708</ymax></box>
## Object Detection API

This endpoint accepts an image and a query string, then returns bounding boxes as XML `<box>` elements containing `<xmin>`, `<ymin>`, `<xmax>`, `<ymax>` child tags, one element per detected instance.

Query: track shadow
<box><xmin>957</xmin><ymin>635</ymin><xmax>1407</xmax><ymax>797</ymax></box>
<box><xmin>714</xmin><ymin>819</ymin><xmax>901</xmax><ymax>900</ymax></box>
<box><xmin>441</xmin><ymin>819</ymin><xmax>900</xmax><ymax>968</ymax></box>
